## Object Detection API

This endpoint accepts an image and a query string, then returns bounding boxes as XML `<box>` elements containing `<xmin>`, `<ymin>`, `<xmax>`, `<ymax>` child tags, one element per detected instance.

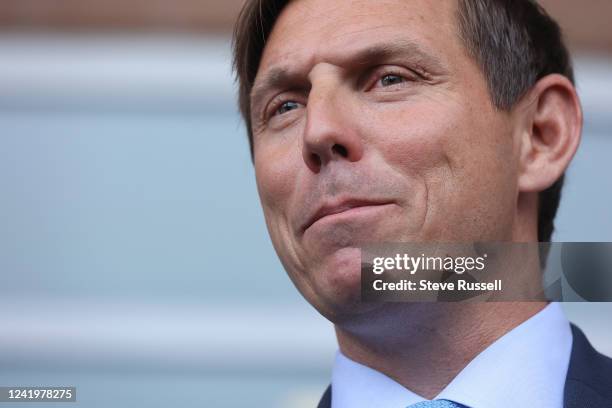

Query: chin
<box><xmin>307</xmin><ymin>247</ymin><xmax>382</xmax><ymax>322</ymax></box>
<box><xmin>319</xmin><ymin>246</ymin><xmax>361</xmax><ymax>291</ymax></box>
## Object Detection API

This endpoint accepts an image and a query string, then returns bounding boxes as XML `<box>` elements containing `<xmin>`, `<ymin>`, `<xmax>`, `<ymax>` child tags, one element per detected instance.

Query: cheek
<box><xmin>445</xmin><ymin>104</ymin><xmax>517</xmax><ymax>193</ymax></box>
<box><xmin>254</xmin><ymin>144</ymin><xmax>307</xmax><ymax>273</ymax></box>
<box><xmin>362</xmin><ymin>96</ymin><xmax>515</xmax><ymax>178</ymax></box>
<box><xmin>359</xmin><ymin>100</ymin><xmax>517</xmax><ymax>239</ymax></box>
<box><xmin>254</xmin><ymin>142</ymin><xmax>299</xmax><ymax>218</ymax></box>
<box><xmin>363</xmin><ymin>103</ymin><xmax>457</xmax><ymax>179</ymax></box>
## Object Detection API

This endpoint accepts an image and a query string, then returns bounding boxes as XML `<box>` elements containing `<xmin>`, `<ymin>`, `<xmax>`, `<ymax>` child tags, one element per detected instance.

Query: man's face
<box><xmin>250</xmin><ymin>0</ymin><xmax>522</xmax><ymax>321</ymax></box>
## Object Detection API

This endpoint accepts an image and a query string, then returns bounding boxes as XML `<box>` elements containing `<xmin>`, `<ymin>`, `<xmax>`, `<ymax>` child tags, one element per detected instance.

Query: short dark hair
<box><xmin>232</xmin><ymin>0</ymin><xmax>574</xmax><ymax>243</ymax></box>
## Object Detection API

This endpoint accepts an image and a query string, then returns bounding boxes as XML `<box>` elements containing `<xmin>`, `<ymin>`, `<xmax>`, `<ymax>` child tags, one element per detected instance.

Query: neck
<box><xmin>335</xmin><ymin>301</ymin><xmax>547</xmax><ymax>399</ymax></box>
<box><xmin>336</xmin><ymin>200</ymin><xmax>545</xmax><ymax>398</ymax></box>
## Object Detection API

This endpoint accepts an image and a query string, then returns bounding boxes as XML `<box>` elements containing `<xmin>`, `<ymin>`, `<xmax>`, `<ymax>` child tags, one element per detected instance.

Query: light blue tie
<box><xmin>407</xmin><ymin>400</ymin><xmax>467</xmax><ymax>408</ymax></box>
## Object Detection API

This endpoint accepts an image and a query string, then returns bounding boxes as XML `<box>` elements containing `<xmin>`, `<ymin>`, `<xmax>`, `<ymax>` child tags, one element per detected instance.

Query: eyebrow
<box><xmin>347</xmin><ymin>39</ymin><xmax>446</xmax><ymax>72</ymax></box>
<box><xmin>250</xmin><ymin>39</ymin><xmax>447</xmax><ymax>118</ymax></box>
<box><xmin>250</xmin><ymin>67</ymin><xmax>308</xmax><ymax>121</ymax></box>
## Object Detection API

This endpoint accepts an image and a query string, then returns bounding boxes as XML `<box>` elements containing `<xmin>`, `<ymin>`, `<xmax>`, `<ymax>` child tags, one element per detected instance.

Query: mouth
<box><xmin>301</xmin><ymin>199</ymin><xmax>395</xmax><ymax>233</ymax></box>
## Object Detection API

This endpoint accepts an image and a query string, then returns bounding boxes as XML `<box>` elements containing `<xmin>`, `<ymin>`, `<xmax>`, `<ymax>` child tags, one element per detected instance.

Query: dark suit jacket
<box><xmin>317</xmin><ymin>325</ymin><xmax>612</xmax><ymax>408</ymax></box>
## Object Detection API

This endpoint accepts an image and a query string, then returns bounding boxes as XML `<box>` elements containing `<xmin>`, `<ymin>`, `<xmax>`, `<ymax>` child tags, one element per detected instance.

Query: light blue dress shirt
<box><xmin>331</xmin><ymin>303</ymin><xmax>572</xmax><ymax>408</ymax></box>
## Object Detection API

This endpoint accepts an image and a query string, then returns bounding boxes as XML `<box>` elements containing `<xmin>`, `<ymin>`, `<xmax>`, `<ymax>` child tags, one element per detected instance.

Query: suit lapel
<box><xmin>564</xmin><ymin>324</ymin><xmax>612</xmax><ymax>408</ymax></box>
<box><xmin>317</xmin><ymin>384</ymin><xmax>332</xmax><ymax>408</ymax></box>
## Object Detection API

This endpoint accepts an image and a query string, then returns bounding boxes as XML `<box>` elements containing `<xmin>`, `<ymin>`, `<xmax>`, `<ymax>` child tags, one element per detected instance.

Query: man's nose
<box><xmin>301</xmin><ymin>86</ymin><xmax>364</xmax><ymax>173</ymax></box>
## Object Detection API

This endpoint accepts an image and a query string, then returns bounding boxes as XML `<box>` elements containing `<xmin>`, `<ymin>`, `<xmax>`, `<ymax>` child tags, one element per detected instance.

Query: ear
<box><xmin>516</xmin><ymin>74</ymin><xmax>583</xmax><ymax>193</ymax></box>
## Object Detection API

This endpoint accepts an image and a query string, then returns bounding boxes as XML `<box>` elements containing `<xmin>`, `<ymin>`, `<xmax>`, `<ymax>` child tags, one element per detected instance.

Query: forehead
<box><xmin>258</xmin><ymin>0</ymin><xmax>461</xmax><ymax>77</ymax></box>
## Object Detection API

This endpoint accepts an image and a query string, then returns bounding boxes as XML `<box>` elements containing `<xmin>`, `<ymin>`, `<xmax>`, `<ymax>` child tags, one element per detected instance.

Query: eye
<box><xmin>259</xmin><ymin>94</ymin><xmax>306</xmax><ymax>130</ymax></box>
<box><xmin>380</xmin><ymin>74</ymin><xmax>406</xmax><ymax>87</ymax></box>
<box><xmin>275</xmin><ymin>101</ymin><xmax>302</xmax><ymax>116</ymax></box>
<box><xmin>365</xmin><ymin>66</ymin><xmax>420</xmax><ymax>92</ymax></box>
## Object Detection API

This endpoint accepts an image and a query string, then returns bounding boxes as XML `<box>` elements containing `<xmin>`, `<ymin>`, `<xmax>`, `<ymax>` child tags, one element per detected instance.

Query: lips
<box><xmin>301</xmin><ymin>198</ymin><xmax>394</xmax><ymax>233</ymax></box>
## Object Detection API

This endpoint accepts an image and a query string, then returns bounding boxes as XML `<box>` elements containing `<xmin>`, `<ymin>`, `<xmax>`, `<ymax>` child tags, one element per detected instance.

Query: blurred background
<box><xmin>0</xmin><ymin>1</ymin><xmax>610</xmax><ymax>407</ymax></box>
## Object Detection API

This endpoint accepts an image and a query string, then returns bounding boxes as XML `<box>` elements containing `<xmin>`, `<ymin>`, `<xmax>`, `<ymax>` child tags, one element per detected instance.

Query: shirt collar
<box><xmin>331</xmin><ymin>303</ymin><xmax>572</xmax><ymax>408</ymax></box>
<box><xmin>331</xmin><ymin>350</ymin><xmax>426</xmax><ymax>408</ymax></box>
